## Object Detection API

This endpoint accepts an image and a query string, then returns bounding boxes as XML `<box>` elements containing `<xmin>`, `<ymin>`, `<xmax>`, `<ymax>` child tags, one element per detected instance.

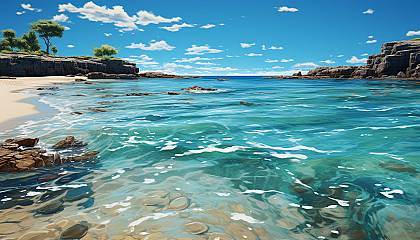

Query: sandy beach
<box><xmin>0</xmin><ymin>76</ymin><xmax>85</xmax><ymax>131</ymax></box>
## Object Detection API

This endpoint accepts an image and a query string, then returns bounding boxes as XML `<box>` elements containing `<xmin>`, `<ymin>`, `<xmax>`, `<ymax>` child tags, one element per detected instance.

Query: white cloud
<box><xmin>261</xmin><ymin>45</ymin><xmax>266</xmax><ymax>50</ymax></box>
<box><xmin>272</xmin><ymin>66</ymin><xmax>284</xmax><ymax>69</ymax></box>
<box><xmin>67</xmin><ymin>44</ymin><xmax>75</xmax><ymax>48</ymax></box>
<box><xmin>126</xmin><ymin>40</ymin><xmax>175</xmax><ymax>51</ymax></box>
<box><xmin>363</xmin><ymin>9</ymin><xmax>374</xmax><ymax>14</ymax></box>
<box><xmin>278</xmin><ymin>6</ymin><xmax>299</xmax><ymax>12</ymax></box>
<box><xmin>159</xmin><ymin>23</ymin><xmax>194</xmax><ymax>32</ymax></box>
<box><xmin>58</xmin><ymin>1</ymin><xmax>181</xmax><ymax>31</ymax></box>
<box><xmin>268</xmin><ymin>46</ymin><xmax>283</xmax><ymax>50</ymax></box>
<box><xmin>219</xmin><ymin>23</ymin><xmax>225</xmax><ymax>26</ymax></box>
<box><xmin>124</xmin><ymin>55</ymin><xmax>158</xmax><ymax>66</ymax></box>
<box><xmin>337</xmin><ymin>55</ymin><xmax>344</xmax><ymax>58</ymax></box>
<box><xmin>346</xmin><ymin>56</ymin><xmax>368</xmax><ymax>64</ymax></box>
<box><xmin>185</xmin><ymin>45</ymin><xmax>223</xmax><ymax>55</ymax></box>
<box><xmin>104</xmin><ymin>33</ymin><xmax>112</xmax><ymax>36</ymax></box>
<box><xmin>21</xmin><ymin>3</ymin><xmax>41</xmax><ymax>12</ymax></box>
<box><xmin>200</xmin><ymin>24</ymin><xmax>216</xmax><ymax>29</ymax></box>
<box><xmin>16</xmin><ymin>11</ymin><xmax>26</xmax><ymax>15</ymax></box>
<box><xmin>175</xmin><ymin>57</ymin><xmax>222</xmax><ymax>63</ymax></box>
<box><xmin>195</xmin><ymin>62</ymin><xmax>216</xmax><ymax>65</ymax></box>
<box><xmin>280</xmin><ymin>59</ymin><xmax>294</xmax><ymax>62</ymax></box>
<box><xmin>366</xmin><ymin>39</ymin><xmax>377</xmax><ymax>44</ymax></box>
<box><xmin>245</xmin><ymin>53</ymin><xmax>262</xmax><ymax>57</ymax></box>
<box><xmin>368</xmin><ymin>35</ymin><xmax>374</xmax><ymax>38</ymax></box>
<box><xmin>361</xmin><ymin>53</ymin><xmax>369</xmax><ymax>56</ymax></box>
<box><xmin>240</xmin><ymin>43</ymin><xmax>255</xmax><ymax>48</ymax></box>
<box><xmin>163</xmin><ymin>63</ymin><xmax>193</xmax><ymax>69</ymax></box>
<box><xmin>292</xmin><ymin>62</ymin><xmax>318</xmax><ymax>69</ymax></box>
<box><xmin>64</xmin><ymin>26</ymin><xmax>71</xmax><ymax>30</ymax></box>
<box><xmin>265</xmin><ymin>59</ymin><xmax>278</xmax><ymax>63</ymax></box>
<box><xmin>406</xmin><ymin>30</ymin><xmax>420</xmax><ymax>36</ymax></box>
<box><xmin>53</xmin><ymin>14</ymin><xmax>69</xmax><ymax>22</ymax></box>
<box><xmin>319</xmin><ymin>60</ymin><xmax>335</xmax><ymax>64</ymax></box>
<box><xmin>197</xmin><ymin>67</ymin><xmax>238</xmax><ymax>71</ymax></box>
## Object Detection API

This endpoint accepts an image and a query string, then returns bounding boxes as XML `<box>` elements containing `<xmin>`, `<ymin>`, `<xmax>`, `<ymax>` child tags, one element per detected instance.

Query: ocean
<box><xmin>0</xmin><ymin>76</ymin><xmax>419</xmax><ymax>239</ymax></box>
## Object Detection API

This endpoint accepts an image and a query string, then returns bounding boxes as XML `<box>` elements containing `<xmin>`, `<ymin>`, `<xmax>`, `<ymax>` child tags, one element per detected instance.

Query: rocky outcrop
<box><xmin>86</xmin><ymin>72</ymin><xmax>138</xmax><ymax>79</ymax></box>
<box><xmin>181</xmin><ymin>86</ymin><xmax>218</xmax><ymax>91</ymax></box>
<box><xmin>137</xmin><ymin>72</ymin><xmax>201</xmax><ymax>79</ymax></box>
<box><xmin>305</xmin><ymin>41</ymin><xmax>420</xmax><ymax>79</ymax></box>
<box><xmin>0</xmin><ymin>136</ymin><xmax>97</xmax><ymax>173</ymax></box>
<box><xmin>0</xmin><ymin>53</ymin><xmax>139</xmax><ymax>77</ymax></box>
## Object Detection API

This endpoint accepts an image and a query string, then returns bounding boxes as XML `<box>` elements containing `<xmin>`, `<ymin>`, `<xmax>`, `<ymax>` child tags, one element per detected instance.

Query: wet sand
<box><xmin>0</xmin><ymin>76</ymin><xmax>85</xmax><ymax>131</ymax></box>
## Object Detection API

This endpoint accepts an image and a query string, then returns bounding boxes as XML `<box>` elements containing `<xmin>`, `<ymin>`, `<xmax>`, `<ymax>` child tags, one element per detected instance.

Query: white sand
<box><xmin>0</xmin><ymin>76</ymin><xmax>86</xmax><ymax>129</ymax></box>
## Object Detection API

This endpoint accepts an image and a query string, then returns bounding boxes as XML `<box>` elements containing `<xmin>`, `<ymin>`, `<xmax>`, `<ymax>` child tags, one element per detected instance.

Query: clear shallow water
<box><xmin>0</xmin><ymin>77</ymin><xmax>419</xmax><ymax>239</ymax></box>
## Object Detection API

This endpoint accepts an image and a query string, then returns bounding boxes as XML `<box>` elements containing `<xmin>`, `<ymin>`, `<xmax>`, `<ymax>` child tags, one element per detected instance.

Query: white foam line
<box><xmin>370</xmin><ymin>152</ymin><xmax>404</xmax><ymax>160</ymax></box>
<box><xmin>176</xmin><ymin>144</ymin><xmax>248</xmax><ymax>156</ymax></box>
<box><xmin>230</xmin><ymin>213</ymin><xmax>264</xmax><ymax>224</ymax></box>
<box><xmin>249</xmin><ymin>141</ymin><xmax>339</xmax><ymax>154</ymax></box>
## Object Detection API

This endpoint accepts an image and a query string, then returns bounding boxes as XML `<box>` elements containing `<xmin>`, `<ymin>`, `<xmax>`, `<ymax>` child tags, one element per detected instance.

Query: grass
<box><xmin>410</xmin><ymin>38</ymin><xmax>420</xmax><ymax>41</ymax></box>
<box><xmin>1</xmin><ymin>50</ymin><xmax>122</xmax><ymax>60</ymax></box>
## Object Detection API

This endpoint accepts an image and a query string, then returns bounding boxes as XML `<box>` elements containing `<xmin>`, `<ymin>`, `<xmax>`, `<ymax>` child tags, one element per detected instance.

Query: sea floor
<box><xmin>0</xmin><ymin>77</ymin><xmax>419</xmax><ymax>239</ymax></box>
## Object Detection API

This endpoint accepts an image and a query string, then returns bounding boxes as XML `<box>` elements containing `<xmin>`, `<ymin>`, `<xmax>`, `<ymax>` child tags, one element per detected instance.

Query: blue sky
<box><xmin>2</xmin><ymin>0</ymin><xmax>419</xmax><ymax>75</ymax></box>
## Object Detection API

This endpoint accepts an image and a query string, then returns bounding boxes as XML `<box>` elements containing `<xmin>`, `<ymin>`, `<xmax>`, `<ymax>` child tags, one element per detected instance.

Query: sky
<box><xmin>1</xmin><ymin>0</ymin><xmax>419</xmax><ymax>76</ymax></box>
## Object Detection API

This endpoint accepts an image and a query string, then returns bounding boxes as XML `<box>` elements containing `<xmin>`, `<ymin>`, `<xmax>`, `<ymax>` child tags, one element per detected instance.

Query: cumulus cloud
<box><xmin>262</xmin><ymin>45</ymin><xmax>266</xmax><ymax>50</ymax></box>
<box><xmin>368</xmin><ymin>35</ymin><xmax>374</xmax><ymax>38</ymax></box>
<box><xmin>272</xmin><ymin>66</ymin><xmax>284</xmax><ymax>69</ymax></box>
<box><xmin>278</xmin><ymin>6</ymin><xmax>299</xmax><ymax>12</ymax></box>
<box><xmin>280</xmin><ymin>59</ymin><xmax>294</xmax><ymax>62</ymax></box>
<box><xmin>240</xmin><ymin>43</ymin><xmax>255</xmax><ymax>48</ymax></box>
<box><xmin>292</xmin><ymin>62</ymin><xmax>319</xmax><ymax>69</ymax></box>
<box><xmin>268</xmin><ymin>46</ymin><xmax>283</xmax><ymax>50</ymax></box>
<box><xmin>163</xmin><ymin>63</ymin><xmax>193</xmax><ymax>69</ymax></box>
<box><xmin>64</xmin><ymin>26</ymin><xmax>71</xmax><ymax>30</ymax></box>
<box><xmin>67</xmin><ymin>45</ymin><xmax>75</xmax><ymax>48</ymax></box>
<box><xmin>124</xmin><ymin>55</ymin><xmax>159</xmax><ymax>66</ymax></box>
<box><xmin>406</xmin><ymin>30</ymin><xmax>420</xmax><ymax>36</ymax></box>
<box><xmin>265</xmin><ymin>59</ymin><xmax>278</xmax><ymax>63</ymax></box>
<box><xmin>21</xmin><ymin>3</ymin><xmax>41</xmax><ymax>12</ymax></box>
<box><xmin>337</xmin><ymin>55</ymin><xmax>344</xmax><ymax>58</ymax></box>
<box><xmin>195</xmin><ymin>62</ymin><xmax>216</xmax><ymax>65</ymax></box>
<box><xmin>197</xmin><ymin>66</ymin><xmax>238</xmax><ymax>71</ymax></box>
<box><xmin>175</xmin><ymin>57</ymin><xmax>222</xmax><ymax>63</ymax></box>
<box><xmin>53</xmin><ymin>14</ymin><xmax>69</xmax><ymax>22</ymax></box>
<box><xmin>126</xmin><ymin>40</ymin><xmax>175</xmax><ymax>51</ymax></box>
<box><xmin>58</xmin><ymin>1</ymin><xmax>181</xmax><ymax>31</ymax></box>
<box><xmin>104</xmin><ymin>33</ymin><xmax>112</xmax><ymax>36</ymax></box>
<box><xmin>200</xmin><ymin>24</ymin><xmax>216</xmax><ymax>29</ymax></box>
<box><xmin>245</xmin><ymin>53</ymin><xmax>262</xmax><ymax>56</ymax></box>
<box><xmin>16</xmin><ymin>11</ymin><xmax>26</xmax><ymax>15</ymax></box>
<box><xmin>319</xmin><ymin>60</ymin><xmax>335</xmax><ymax>64</ymax></box>
<box><xmin>159</xmin><ymin>23</ymin><xmax>194</xmax><ymax>32</ymax></box>
<box><xmin>185</xmin><ymin>45</ymin><xmax>223</xmax><ymax>55</ymax></box>
<box><xmin>363</xmin><ymin>9</ymin><xmax>374</xmax><ymax>14</ymax></box>
<box><xmin>346</xmin><ymin>56</ymin><xmax>368</xmax><ymax>64</ymax></box>
<box><xmin>366</xmin><ymin>39</ymin><xmax>377</xmax><ymax>44</ymax></box>
<box><xmin>361</xmin><ymin>53</ymin><xmax>369</xmax><ymax>56</ymax></box>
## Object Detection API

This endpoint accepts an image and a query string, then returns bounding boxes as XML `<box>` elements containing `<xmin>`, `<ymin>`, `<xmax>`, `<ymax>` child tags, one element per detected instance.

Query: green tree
<box><xmin>30</xmin><ymin>20</ymin><xmax>64</xmax><ymax>54</ymax></box>
<box><xmin>22</xmin><ymin>31</ymin><xmax>41</xmax><ymax>52</ymax></box>
<box><xmin>0</xmin><ymin>29</ymin><xmax>17</xmax><ymax>50</ymax></box>
<box><xmin>15</xmin><ymin>38</ymin><xmax>29</xmax><ymax>51</ymax></box>
<box><xmin>93</xmin><ymin>45</ymin><xmax>118</xmax><ymax>57</ymax></box>
<box><xmin>51</xmin><ymin>45</ymin><xmax>58</xmax><ymax>55</ymax></box>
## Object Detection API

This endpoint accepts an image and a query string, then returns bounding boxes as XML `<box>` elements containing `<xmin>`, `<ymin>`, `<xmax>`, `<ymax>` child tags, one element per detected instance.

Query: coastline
<box><xmin>0</xmin><ymin>76</ymin><xmax>85</xmax><ymax>132</ymax></box>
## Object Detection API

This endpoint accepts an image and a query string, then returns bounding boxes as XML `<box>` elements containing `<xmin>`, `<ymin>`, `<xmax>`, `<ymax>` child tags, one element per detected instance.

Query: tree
<box><xmin>0</xmin><ymin>29</ymin><xmax>17</xmax><ymax>50</ymax></box>
<box><xmin>22</xmin><ymin>31</ymin><xmax>41</xmax><ymax>52</ymax></box>
<box><xmin>51</xmin><ymin>45</ymin><xmax>58</xmax><ymax>54</ymax></box>
<box><xmin>93</xmin><ymin>45</ymin><xmax>118</xmax><ymax>57</ymax></box>
<box><xmin>30</xmin><ymin>20</ymin><xmax>64</xmax><ymax>54</ymax></box>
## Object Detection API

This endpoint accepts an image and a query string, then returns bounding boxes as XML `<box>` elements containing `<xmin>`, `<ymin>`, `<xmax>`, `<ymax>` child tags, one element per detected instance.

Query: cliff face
<box><xmin>307</xmin><ymin>41</ymin><xmax>420</xmax><ymax>79</ymax></box>
<box><xmin>0</xmin><ymin>54</ymin><xmax>139</xmax><ymax>77</ymax></box>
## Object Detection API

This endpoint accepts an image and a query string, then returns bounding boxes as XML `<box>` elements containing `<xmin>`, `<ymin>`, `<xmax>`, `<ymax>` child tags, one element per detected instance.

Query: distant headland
<box><xmin>266</xmin><ymin>39</ymin><xmax>420</xmax><ymax>80</ymax></box>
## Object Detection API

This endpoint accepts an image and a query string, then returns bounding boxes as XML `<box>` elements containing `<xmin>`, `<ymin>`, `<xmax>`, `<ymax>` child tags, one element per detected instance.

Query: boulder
<box><xmin>52</xmin><ymin>136</ymin><xmax>87</xmax><ymax>149</ymax></box>
<box><xmin>181</xmin><ymin>86</ymin><xmax>218</xmax><ymax>91</ymax></box>
<box><xmin>5</xmin><ymin>137</ymin><xmax>39</xmax><ymax>147</ymax></box>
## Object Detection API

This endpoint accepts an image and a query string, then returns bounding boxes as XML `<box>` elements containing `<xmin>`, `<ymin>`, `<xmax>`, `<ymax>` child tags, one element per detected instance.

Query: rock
<box><xmin>98</xmin><ymin>101</ymin><xmax>129</xmax><ymax>104</ymax></box>
<box><xmin>65</xmin><ymin>151</ymin><xmax>99</xmax><ymax>162</ymax></box>
<box><xmin>292</xmin><ymin>71</ymin><xmax>302</xmax><ymax>76</ymax></box>
<box><xmin>225</xmin><ymin>222</ymin><xmax>258</xmax><ymax>240</ymax></box>
<box><xmin>183</xmin><ymin>222</ymin><xmax>208</xmax><ymax>235</ymax></box>
<box><xmin>379</xmin><ymin>163</ymin><xmax>418</xmax><ymax>173</ymax></box>
<box><xmin>60</xmin><ymin>223</ymin><xmax>89</xmax><ymax>239</ymax></box>
<box><xmin>148</xmin><ymin>190</ymin><xmax>170</xmax><ymax>198</ymax></box>
<box><xmin>240</xmin><ymin>101</ymin><xmax>261</xmax><ymax>106</ymax></box>
<box><xmin>84</xmin><ymin>81</ymin><xmax>93</xmax><ymax>84</ymax></box>
<box><xmin>36</xmin><ymin>200</ymin><xmax>63</xmax><ymax>214</ymax></box>
<box><xmin>72</xmin><ymin>111</ymin><xmax>84</xmax><ymax>115</ymax></box>
<box><xmin>143</xmin><ymin>197</ymin><xmax>170</xmax><ymax>206</ymax></box>
<box><xmin>138</xmin><ymin>72</ymin><xmax>200</xmax><ymax>79</ymax></box>
<box><xmin>0</xmin><ymin>54</ymin><xmax>139</xmax><ymax>77</ymax></box>
<box><xmin>168</xmin><ymin>91</ymin><xmax>180</xmax><ymax>95</ymax></box>
<box><xmin>90</xmin><ymin>107</ymin><xmax>108</xmax><ymax>112</ymax></box>
<box><xmin>181</xmin><ymin>86</ymin><xmax>217</xmax><ymax>91</ymax></box>
<box><xmin>75</xmin><ymin>78</ymin><xmax>86</xmax><ymax>82</ymax></box>
<box><xmin>53</xmin><ymin>136</ymin><xmax>87</xmax><ymax>149</ymax></box>
<box><xmin>168</xmin><ymin>197</ymin><xmax>189</xmax><ymax>210</ymax></box>
<box><xmin>126</xmin><ymin>92</ymin><xmax>157</xmax><ymax>96</ymax></box>
<box><xmin>208</xmin><ymin>232</ymin><xmax>235</xmax><ymax>240</ymax></box>
<box><xmin>217</xmin><ymin>78</ymin><xmax>230</xmax><ymax>81</ymax></box>
<box><xmin>64</xmin><ymin>186</ymin><xmax>93</xmax><ymax>201</ymax></box>
<box><xmin>0</xmin><ymin>222</ymin><xmax>20</xmax><ymax>234</ymax></box>
<box><xmin>5</xmin><ymin>137</ymin><xmax>39</xmax><ymax>147</ymax></box>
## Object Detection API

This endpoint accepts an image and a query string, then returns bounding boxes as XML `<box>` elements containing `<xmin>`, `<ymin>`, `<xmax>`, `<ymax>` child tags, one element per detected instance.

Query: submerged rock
<box><xmin>379</xmin><ymin>163</ymin><xmax>418</xmax><ymax>173</ymax></box>
<box><xmin>90</xmin><ymin>107</ymin><xmax>108</xmax><ymax>112</ymax></box>
<box><xmin>36</xmin><ymin>200</ymin><xmax>63</xmax><ymax>214</ymax></box>
<box><xmin>181</xmin><ymin>86</ymin><xmax>217</xmax><ymax>91</ymax></box>
<box><xmin>168</xmin><ymin>197</ymin><xmax>189</xmax><ymax>210</ymax></box>
<box><xmin>240</xmin><ymin>101</ymin><xmax>261</xmax><ymax>106</ymax></box>
<box><xmin>126</xmin><ymin>92</ymin><xmax>157</xmax><ymax>96</ymax></box>
<box><xmin>208</xmin><ymin>232</ymin><xmax>235</xmax><ymax>240</ymax></box>
<box><xmin>183</xmin><ymin>222</ymin><xmax>208</xmax><ymax>235</ymax></box>
<box><xmin>143</xmin><ymin>197</ymin><xmax>170</xmax><ymax>206</ymax></box>
<box><xmin>64</xmin><ymin>186</ymin><xmax>93</xmax><ymax>201</ymax></box>
<box><xmin>60</xmin><ymin>223</ymin><xmax>89</xmax><ymax>239</ymax></box>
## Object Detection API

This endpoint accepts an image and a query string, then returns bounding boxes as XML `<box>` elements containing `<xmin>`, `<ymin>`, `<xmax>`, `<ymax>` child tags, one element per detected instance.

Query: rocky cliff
<box><xmin>0</xmin><ymin>53</ymin><xmax>139</xmax><ymax>77</ymax></box>
<box><xmin>306</xmin><ymin>40</ymin><xmax>420</xmax><ymax>79</ymax></box>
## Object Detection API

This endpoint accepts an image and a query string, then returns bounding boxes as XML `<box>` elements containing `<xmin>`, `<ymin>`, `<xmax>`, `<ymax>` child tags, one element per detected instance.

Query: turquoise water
<box><xmin>0</xmin><ymin>77</ymin><xmax>419</xmax><ymax>239</ymax></box>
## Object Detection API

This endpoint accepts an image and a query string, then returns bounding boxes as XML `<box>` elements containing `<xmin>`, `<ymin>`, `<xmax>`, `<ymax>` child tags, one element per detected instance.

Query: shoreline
<box><xmin>0</xmin><ymin>76</ymin><xmax>85</xmax><ymax>133</ymax></box>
